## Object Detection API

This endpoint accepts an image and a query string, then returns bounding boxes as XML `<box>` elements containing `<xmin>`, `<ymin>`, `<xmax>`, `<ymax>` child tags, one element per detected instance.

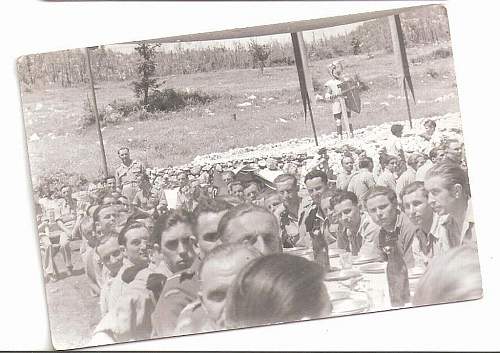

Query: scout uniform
<box><xmin>115</xmin><ymin>160</ymin><xmax>145</xmax><ymax>203</ymax></box>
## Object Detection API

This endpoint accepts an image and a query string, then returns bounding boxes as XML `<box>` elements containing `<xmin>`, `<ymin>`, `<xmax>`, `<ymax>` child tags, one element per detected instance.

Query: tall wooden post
<box><xmin>291</xmin><ymin>32</ymin><xmax>319</xmax><ymax>146</ymax></box>
<box><xmin>84</xmin><ymin>47</ymin><xmax>109</xmax><ymax>177</ymax></box>
<box><xmin>389</xmin><ymin>15</ymin><xmax>415</xmax><ymax>129</ymax></box>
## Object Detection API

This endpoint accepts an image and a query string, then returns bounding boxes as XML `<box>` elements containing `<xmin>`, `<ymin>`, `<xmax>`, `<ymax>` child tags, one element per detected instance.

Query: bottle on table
<box><xmin>307</xmin><ymin>206</ymin><xmax>330</xmax><ymax>271</ymax></box>
<box><xmin>383</xmin><ymin>245</ymin><xmax>410</xmax><ymax>307</ymax></box>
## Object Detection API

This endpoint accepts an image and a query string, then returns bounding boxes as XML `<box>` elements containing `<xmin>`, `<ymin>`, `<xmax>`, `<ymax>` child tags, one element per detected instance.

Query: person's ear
<box><xmin>198</xmin><ymin>290</ymin><xmax>204</xmax><ymax>304</ymax></box>
<box><xmin>453</xmin><ymin>184</ymin><xmax>463</xmax><ymax>199</ymax></box>
<box><xmin>94</xmin><ymin>220</ymin><xmax>102</xmax><ymax>234</ymax></box>
<box><xmin>120</xmin><ymin>245</ymin><xmax>126</xmax><ymax>255</ymax></box>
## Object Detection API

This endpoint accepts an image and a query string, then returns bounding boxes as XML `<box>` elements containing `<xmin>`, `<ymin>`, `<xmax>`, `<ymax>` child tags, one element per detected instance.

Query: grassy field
<box><xmin>20</xmin><ymin>43</ymin><xmax>460</xmax><ymax>182</ymax></box>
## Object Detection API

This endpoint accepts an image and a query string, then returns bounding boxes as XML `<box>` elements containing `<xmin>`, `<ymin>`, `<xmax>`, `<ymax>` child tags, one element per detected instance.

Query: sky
<box><xmin>107</xmin><ymin>22</ymin><xmax>362</xmax><ymax>54</ymax></box>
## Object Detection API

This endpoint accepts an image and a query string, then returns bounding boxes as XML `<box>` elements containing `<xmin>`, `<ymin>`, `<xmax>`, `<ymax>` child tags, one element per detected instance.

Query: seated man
<box><xmin>400</xmin><ymin>181</ymin><xmax>454</xmax><ymax>265</ymax></box>
<box><xmin>192</xmin><ymin>197</ymin><xmax>233</xmax><ymax>260</ymax></box>
<box><xmin>95</xmin><ymin>236</ymin><xmax>124</xmax><ymax>316</ymax></box>
<box><xmin>273</xmin><ymin>174</ymin><xmax>303</xmax><ymax>247</ymax></box>
<box><xmin>243</xmin><ymin>181</ymin><xmax>260</xmax><ymax>205</ymax></box>
<box><xmin>227</xmin><ymin>180</ymin><xmax>244</xmax><ymax>201</ymax></box>
<box><xmin>150</xmin><ymin>209</ymin><xmax>200</xmax><ymax>338</ymax></box>
<box><xmin>331</xmin><ymin>191</ymin><xmax>380</xmax><ymax>257</ymax></box>
<box><xmin>174</xmin><ymin>243</ymin><xmax>261</xmax><ymax>335</ymax></box>
<box><xmin>347</xmin><ymin>156</ymin><xmax>376</xmax><ymax>204</ymax></box>
<box><xmin>217</xmin><ymin>203</ymin><xmax>283</xmax><ymax>255</ymax></box>
<box><xmin>365</xmin><ymin>186</ymin><xmax>428</xmax><ymax>268</ymax></box>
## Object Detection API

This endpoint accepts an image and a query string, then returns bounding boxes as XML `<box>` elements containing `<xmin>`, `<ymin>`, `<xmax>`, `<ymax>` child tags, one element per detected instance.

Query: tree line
<box><xmin>17</xmin><ymin>7</ymin><xmax>450</xmax><ymax>90</ymax></box>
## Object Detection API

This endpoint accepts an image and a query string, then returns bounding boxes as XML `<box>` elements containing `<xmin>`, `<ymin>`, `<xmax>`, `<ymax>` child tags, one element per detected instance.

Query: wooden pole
<box><xmin>389</xmin><ymin>15</ymin><xmax>416</xmax><ymax>128</ymax></box>
<box><xmin>291</xmin><ymin>32</ymin><xmax>319</xmax><ymax>146</ymax></box>
<box><xmin>84</xmin><ymin>47</ymin><xmax>109</xmax><ymax>178</ymax></box>
<box><xmin>403</xmin><ymin>79</ymin><xmax>413</xmax><ymax>129</ymax></box>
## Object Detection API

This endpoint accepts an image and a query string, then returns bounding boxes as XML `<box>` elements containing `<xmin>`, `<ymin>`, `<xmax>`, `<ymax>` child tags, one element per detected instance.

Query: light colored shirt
<box><xmin>348</xmin><ymin>169</ymin><xmax>376</xmax><ymax>202</ymax></box>
<box><xmin>376</xmin><ymin>169</ymin><xmax>397</xmax><ymax>192</ymax></box>
<box><xmin>386</xmin><ymin>135</ymin><xmax>404</xmax><ymax>158</ymax></box>
<box><xmin>324</xmin><ymin>78</ymin><xmax>343</xmax><ymax>114</ymax></box>
<box><xmin>336</xmin><ymin>170</ymin><xmax>354</xmax><ymax>191</ymax></box>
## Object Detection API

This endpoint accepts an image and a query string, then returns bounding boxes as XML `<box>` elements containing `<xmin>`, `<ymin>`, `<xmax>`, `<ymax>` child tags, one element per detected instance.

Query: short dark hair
<box><xmin>424</xmin><ymin>119</ymin><xmax>436</xmax><ymax>129</ymax></box>
<box><xmin>304</xmin><ymin>169</ymin><xmax>328</xmax><ymax>185</ymax></box>
<box><xmin>192</xmin><ymin>197</ymin><xmax>233</xmax><ymax>223</ymax></box>
<box><xmin>118</xmin><ymin>221</ymin><xmax>150</xmax><ymax>246</ymax></box>
<box><xmin>273</xmin><ymin>173</ymin><xmax>297</xmax><ymax>188</ymax></box>
<box><xmin>391</xmin><ymin>124</ymin><xmax>404</xmax><ymax>135</ymax></box>
<box><xmin>400</xmin><ymin>181</ymin><xmax>428</xmax><ymax>202</ymax></box>
<box><xmin>152</xmin><ymin>209</ymin><xmax>194</xmax><ymax>246</ymax></box>
<box><xmin>358</xmin><ymin>157</ymin><xmax>373</xmax><ymax>170</ymax></box>
<box><xmin>380</xmin><ymin>154</ymin><xmax>398</xmax><ymax>169</ymax></box>
<box><xmin>365</xmin><ymin>186</ymin><xmax>398</xmax><ymax>206</ymax></box>
<box><xmin>331</xmin><ymin>190</ymin><xmax>358</xmax><ymax>207</ymax></box>
<box><xmin>428</xmin><ymin>147</ymin><xmax>443</xmax><ymax>160</ymax></box>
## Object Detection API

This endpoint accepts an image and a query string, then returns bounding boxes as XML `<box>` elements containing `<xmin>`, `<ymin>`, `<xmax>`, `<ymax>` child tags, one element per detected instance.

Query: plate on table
<box><xmin>328</xmin><ymin>248</ymin><xmax>347</xmax><ymax>258</ymax></box>
<box><xmin>408</xmin><ymin>266</ymin><xmax>426</xmax><ymax>279</ymax></box>
<box><xmin>352</xmin><ymin>254</ymin><xmax>381</xmax><ymax>265</ymax></box>
<box><xmin>324</xmin><ymin>269</ymin><xmax>362</xmax><ymax>281</ymax></box>
<box><xmin>331</xmin><ymin>298</ymin><xmax>370</xmax><ymax>316</ymax></box>
<box><xmin>284</xmin><ymin>247</ymin><xmax>310</xmax><ymax>256</ymax></box>
<box><xmin>359</xmin><ymin>262</ymin><xmax>386</xmax><ymax>274</ymax></box>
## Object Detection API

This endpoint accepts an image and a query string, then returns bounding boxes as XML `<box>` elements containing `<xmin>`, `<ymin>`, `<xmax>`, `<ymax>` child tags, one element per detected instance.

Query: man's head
<box><xmin>332</xmin><ymin>191</ymin><xmax>361</xmax><ymax>231</ymax></box>
<box><xmin>391</xmin><ymin>124</ymin><xmax>404</xmax><ymax>138</ymax></box>
<box><xmin>104</xmin><ymin>176</ymin><xmax>116</xmax><ymax>191</ymax></box>
<box><xmin>152</xmin><ymin>209</ymin><xmax>197</xmax><ymax>273</ymax></box>
<box><xmin>177</xmin><ymin>172</ymin><xmax>188</xmax><ymax>185</ymax></box>
<box><xmin>228</xmin><ymin>181</ymin><xmax>244</xmax><ymax>200</ymax></box>
<box><xmin>117</xmin><ymin>147</ymin><xmax>131</xmax><ymax>164</ymax></box>
<box><xmin>423</xmin><ymin>119</ymin><xmax>436</xmax><ymax>136</ymax></box>
<box><xmin>429</xmin><ymin>147</ymin><xmax>446</xmax><ymax>164</ymax></box>
<box><xmin>218</xmin><ymin>203</ymin><xmax>281</xmax><ymax>255</ymax></box>
<box><xmin>118</xmin><ymin>222</ymin><xmax>151</xmax><ymax>267</ymax></box>
<box><xmin>358</xmin><ymin>156</ymin><xmax>374</xmax><ymax>172</ymax></box>
<box><xmin>274</xmin><ymin>174</ymin><xmax>299</xmax><ymax>209</ymax></box>
<box><xmin>400</xmin><ymin>181</ymin><xmax>434</xmax><ymax>230</ymax></box>
<box><xmin>92</xmin><ymin>199</ymin><xmax>125</xmax><ymax>237</ymax></box>
<box><xmin>60</xmin><ymin>185</ymin><xmax>72</xmax><ymax>200</ymax></box>
<box><xmin>320</xmin><ymin>189</ymin><xmax>337</xmax><ymax>223</ymax></box>
<box><xmin>264</xmin><ymin>192</ymin><xmax>282</xmax><ymax>214</ymax></box>
<box><xmin>380</xmin><ymin>154</ymin><xmax>398</xmax><ymax>173</ymax></box>
<box><xmin>96</xmin><ymin>236</ymin><xmax>124</xmax><ymax>277</ymax></box>
<box><xmin>365</xmin><ymin>186</ymin><xmax>399</xmax><ymax>231</ymax></box>
<box><xmin>198</xmin><ymin>243</ymin><xmax>261</xmax><ymax>328</ymax></box>
<box><xmin>341</xmin><ymin>156</ymin><xmax>354</xmax><ymax>174</ymax></box>
<box><xmin>424</xmin><ymin>162</ymin><xmax>470</xmax><ymax>216</ymax></box>
<box><xmin>221</xmin><ymin>171</ymin><xmax>235</xmax><ymax>185</ymax></box>
<box><xmin>192</xmin><ymin>198</ymin><xmax>233</xmax><ymax>259</ymax></box>
<box><xmin>243</xmin><ymin>182</ymin><xmax>260</xmax><ymax>203</ymax></box>
<box><xmin>445</xmin><ymin>139</ymin><xmax>463</xmax><ymax>164</ymax></box>
<box><xmin>407</xmin><ymin>153</ymin><xmax>424</xmax><ymax>171</ymax></box>
<box><xmin>304</xmin><ymin>170</ymin><xmax>328</xmax><ymax>206</ymax></box>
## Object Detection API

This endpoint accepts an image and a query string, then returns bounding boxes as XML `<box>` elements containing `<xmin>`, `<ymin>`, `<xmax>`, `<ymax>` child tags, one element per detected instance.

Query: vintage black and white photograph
<box><xmin>17</xmin><ymin>4</ymin><xmax>482</xmax><ymax>350</ymax></box>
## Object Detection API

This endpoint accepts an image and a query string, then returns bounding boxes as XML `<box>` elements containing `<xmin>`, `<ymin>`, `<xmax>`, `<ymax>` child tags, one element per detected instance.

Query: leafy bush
<box><xmin>426</xmin><ymin>68</ymin><xmax>440</xmax><ymax>79</ymax></box>
<box><xmin>81</xmin><ymin>95</ymin><xmax>105</xmax><ymax>129</ymax></box>
<box><xmin>431</xmin><ymin>47</ymin><xmax>452</xmax><ymax>59</ymax></box>
<box><xmin>353</xmin><ymin>73</ymin><xmax>370</xmax><ymax>92</ymax></box>
<box><xmin>312</xmin><ymin>76</ymin><xmax>323</xmax><ymax>92</ymax></box>
<box><xmin>108</xmin><ymin>99</ymin><xmax>141</xmax><ymax>117</ymax></box>
<box><xmin>147</xmin><ymin>88</ymin><xmax>217</xmax><ymax>113</ymax></box>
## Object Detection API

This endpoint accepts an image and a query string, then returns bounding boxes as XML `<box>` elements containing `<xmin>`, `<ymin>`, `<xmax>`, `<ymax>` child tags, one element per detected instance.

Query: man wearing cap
<box><xmin>115</xmin><ymin>147</ymin><xmax>145</xmax><ymax>203</ymax></box>
<box><xmin>324</xmin><ymin>60</ymin><xmax>354</xmax><ymax>139</ymax></box>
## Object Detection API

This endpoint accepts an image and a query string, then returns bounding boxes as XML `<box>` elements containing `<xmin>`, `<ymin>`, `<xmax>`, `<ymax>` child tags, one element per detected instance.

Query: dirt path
<box><xmin>44</xmin><ymin>240</ymin><xmax>101</xmax><ymax>350</ymax></box>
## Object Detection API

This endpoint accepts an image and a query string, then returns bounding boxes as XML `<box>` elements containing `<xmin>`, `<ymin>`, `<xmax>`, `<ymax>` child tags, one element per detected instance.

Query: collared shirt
<box><xmin>133</xmin><ymin>188</ymin><xmax>157</xmax><ymax>211</ymax></box>
<box><xmin>460</xmin><ymin>199</ymin><xmax>476</xmax><ymax>246</ymax></box>
<box><xmin>396</xmin><ymin>166</ymin><xmax>416</xmax><ymax>200</ymax></box>
<box><xmin>376</xmin><ymin>169</ymin><xmax>397</xmax><ymax>192</ymax></box>
<box><xmin>115</xmin><ymin>160</ymin><xmax>145</xmax><ymax>189</ymax></box>
<box><xmin>335</xmin><ymin>212</ymin><xmax>380</xmax><ymax>256</ymax></box>
<box><xmin>151</xmin><ymin>258</ymin><xmax>202</xmax><ymax>338</ymax></box>
<box><xmin>336</xmin><ymin>170</ymin><xmax>354</xmax><ymax>191</ymax></box>
<box><xmin>347</xmin><ymin>168</ymin><xmax>376</xmax><ymax>202</ymax></box>
<box><xmin>426</xmin><ymin>213</ymin><xmax>461</xmax><ymax>258</ymax></box>
<box><xmin>375</xmin><ymin>211</ymin><xmax>426</xmax><ymax>268</ymax></box>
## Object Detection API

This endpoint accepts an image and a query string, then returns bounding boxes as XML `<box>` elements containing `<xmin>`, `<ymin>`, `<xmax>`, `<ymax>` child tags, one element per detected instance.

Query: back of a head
<box><xmin>391</xmin><ymin>124</ymin><xmax>403</xmax><ymax>136</ymax></box>
<box><xmin>412</xmin><ymin>245</ymin><xmax>482</xmax><ymax>306</ymax></box>
<box><xmin>358</xmin><ymin>157</ymin><xmax>373</xmax><ymax>170</ymax></box>
<box><xmin>224</xmin><ymin>253</ymin><xmax>327</xmax><ymax>328</ymax></box>
<box><xmin>192</xmin><ymin>197</ymin><xmax>233</xmax><ymax>222</ymax></box>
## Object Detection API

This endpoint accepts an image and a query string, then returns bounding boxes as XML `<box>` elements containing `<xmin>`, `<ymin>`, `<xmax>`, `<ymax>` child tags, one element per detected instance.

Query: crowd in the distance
<box><xmin>34</xmin><ymin>118</ymin><xmax>482</xmax><ymax>345</ymax></box>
